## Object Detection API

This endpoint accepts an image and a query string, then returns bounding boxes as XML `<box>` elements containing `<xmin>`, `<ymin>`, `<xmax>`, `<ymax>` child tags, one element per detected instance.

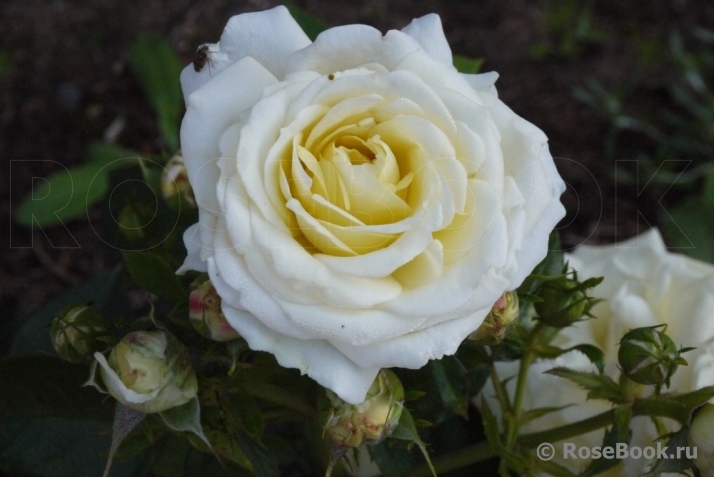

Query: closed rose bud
<box><xmin>161</xmin><ymin>151</ymin><xmax>195</xmax><ymax>209</ymax></box>
<box><xmin>534</xmin><ymin>276</ymin><xmax>589</xmax><ymax>328</ymax></box>
<box><xmin>86</xmin><ymin>330</ymin><xmax>197</xmax><ymax>413</ymax></box>
<box><xmin>470</xmin><ymin>291</ymin><xmax>519</xmax><ymax>342</ymax></box>
<box><xmin>690</xmin><ymin>404</ymin><xmax>714</xmax><ymax>476</ymax></box>
<box><xmin>618</xmin><ymin>326</ymin><xmax>688</xmax><ymax>387</ymax></box>
<box><xmin>325</xmin><ymin>369</ymin><xmax>404</xmax><ymax>448</ymax></box>
<box><xmin>189</xmin><ymin>279</ymin><xmax>240</xmax><ymax>341</ymax></box>
<box><xmin>51</xmin><ymin>305</ymin><xmax>107</xmax><ymax>364</ymax></box>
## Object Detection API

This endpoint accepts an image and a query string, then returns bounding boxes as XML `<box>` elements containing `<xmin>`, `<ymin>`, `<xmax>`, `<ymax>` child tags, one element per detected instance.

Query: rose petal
<box><xmin>401</xmin><ymin>14</ymin><xmax>453</xmax><ymax>66</ymax></box>
<box><xmin>221</xmin><ymin>305</ymin><xmax>379</xmax><ymax>405</ymax></box>
<box><xmin>286</xmin><ymin>25</ymin><xmax>423</xmax><ymax>75</ymax></box>
<box><xmin>462</xmin><ymin>71</ymin><xmax>499</xmax><ymax>97</ymax></box>
<box><xmin>219</xmin><ymin>6</ymin><xmax>311</xmax><ymax>80</ymax></box>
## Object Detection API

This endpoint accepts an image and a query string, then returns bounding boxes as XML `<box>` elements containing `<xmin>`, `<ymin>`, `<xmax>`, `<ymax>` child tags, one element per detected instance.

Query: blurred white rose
<box><xmin>178</xmin><ymin>6</ymin><xmax>565</xmax><ymax>403</ymax></box>
<box><xmin>690</xmin><ymin>403</ymin><xmax>714</xmax><ymax>477</ymax></box>
<box><xmin>484</xmin><ymin>229</ymin><xmax>714</xmax><ymax>475</ymax></box>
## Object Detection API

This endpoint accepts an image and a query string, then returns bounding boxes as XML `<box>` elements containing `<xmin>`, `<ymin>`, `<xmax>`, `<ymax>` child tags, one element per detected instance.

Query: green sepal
<box><xmin>545</xmin><ymin>367</ymin><xmax>623</xmax><ymax>403</ymax></box>
<box><xmin>101</xmin><ymin>403</ymin><xmax>146</xmax><ymax>477</ymax></box>
<box><xmin>389</xmin><ymin>407</ymin><xmax>436</xmax><ymax>477</ymax></box>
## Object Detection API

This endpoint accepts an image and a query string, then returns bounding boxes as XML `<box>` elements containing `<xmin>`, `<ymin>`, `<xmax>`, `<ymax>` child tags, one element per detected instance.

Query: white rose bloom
<box><xmin>178</xmin><ymin>6</ymin><xmax>566</xmax><ymax>403</ymax></box>
<box><xmin>484</xmin><ymin>229</ymin><xmax>714</xmax><ymax>476</ymax></box>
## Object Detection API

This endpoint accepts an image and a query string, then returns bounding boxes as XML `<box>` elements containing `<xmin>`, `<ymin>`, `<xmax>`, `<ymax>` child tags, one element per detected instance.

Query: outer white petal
<box><xmin>401</xmin><ymin>14</ymin><xmax>453</xmax><ymax>66</ymax></box>
<box><xmin>333</xmin><ymin>305</ymin><xmax>493</xmax><ymax>369</ymax></box>
<box><xmin>177</xmin><ymin>223</ymin><xmax>208</xmax><ymax>274</ymax></box>
<box><xmin>94</xmin><ymin>352</ymin><xmax>159</xmax><ymax>406</ymax></box>
<box><xmin>462</xmin><ymin>71</ymin><xmax>499</xmax><ymax>97</ymax></box>
<box><xmin>221</xmin><ymin>304</ymin><xmax>379</xmax><ymax>404</ymax></box>
<box><xmin>286</xmin><ymin>25</ymin><xmax>423</xmax><ymax>75</ymax></box>
<box><xmin>181</xmin><ymin>56</ymin><xmax>277</xmax><ymax>257</ymax></box>
<box><xmin>504</xmin><ymin>144</ymin><xmax>566</xmax><ymax>289</ymax></box>
<box><xmin>219</xmin><ymin>6</ymin><xmax>311</xmax><ymax>80</ymax></box>
<box><xmin>180</xmin><ymin>6</ymin><xmax>311</xmax><ymax>97</ymax></box>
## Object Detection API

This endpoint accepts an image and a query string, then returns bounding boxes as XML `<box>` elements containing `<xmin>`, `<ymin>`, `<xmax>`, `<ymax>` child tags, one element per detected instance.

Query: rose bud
<box><xmin>161</xmin><ymin>151</ymin><xmax>195</xmax><ymax>209</ymax></box>
<box><xmin>50</xmin><ymin>304</ymin><xmax>107</xmax><ymax>364</ymax></box>
<box><xmin>117</xmin><ymin>202</ymin><xmax>147</xmax><ymax>242</ymax></box>
<box><xmin>189</xmin><ymin>279</ymin><xmax>240</xmax><ymax>341</ymax></box>
<box><xmin>86</xmin><ymin>330</ymin><xmax>198</xmax><ymax>413</ymax></box>
<box><xmin>618</xmin><ymin>326</ymin><xmax>689</xmax><ymax>387</ymax></box>
<box><xmin>469</xmin><ymin>291</ymin><xmax>519</xmax><ymax>342</ymax></box>
<box><xmin>325</xmin><ymin>369</ymin><xmax>404</xmax><ymax>448</ymax></box>
<box><xmin>534</xmin><ymin>276</ymin><xmax>591</xmax><ymax>328</ymax></box>
<box><xmin>690</xmin><ymin>404</ymin><xmax>714</xmax><ymax>476</ymax></box>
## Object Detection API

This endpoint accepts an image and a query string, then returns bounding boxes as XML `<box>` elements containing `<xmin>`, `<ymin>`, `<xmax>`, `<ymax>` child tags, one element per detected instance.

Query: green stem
<box><xmin>419</xmin><ymin>392</ymin><xmax>693</xmax><ymax>476</ymax></box>
<box><xmin>518</xmin><ymin>397</ymin><xmax>689</xmax><ymax>448</ymax></box>
<box><xmin>518</xmin><ymin>409</ymin><xmax>615</xmax><ymax>448</ymax></box>
<box><xmin>487</xmin><ymin>350</ymin><xmax>512</xmax><ymax>415</ymax></box>
<box><xmin>632</xmin><ymin>397</ymin><xmax>687</xmax><ymax>424</ymax></box>
<box><xmin>409</xmin><ymin>441</ymin><xmax>497</xmax><ymax>477</ymax></box>
<box><xmin>506</xmin><ymin>321</ymin><xmax>545</xmax><ymax>447</ymax></box>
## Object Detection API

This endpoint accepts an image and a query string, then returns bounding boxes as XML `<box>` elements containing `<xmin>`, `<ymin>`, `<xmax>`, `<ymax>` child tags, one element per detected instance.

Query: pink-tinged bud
<box><xmin>324</xmin><ymin>369</ymin><xmax>404</xmax><ymax>448</ymax></box>
<box><xmin>189</xmin><ymin>279</ymin><xmax>240</xmax><ymax>341</ymax></box>
<box><xmin>161</xmin><ymin>151</ymin><xmax>196</xmax><ymax>209</ymax></box>
<box><xmin>50</xmin><ymin>305</ymin><xmax>107</xmax><ymax>364</ymax></box>
<box><xmin>469</xmin><ymin>291</ymin><xmax>519</xmax><ymax>343</ymax></box>
<box><xmin>690</xmin><ymin>404</ymin><xmax>714</xmax><ymax>476</ymax></box>
<box><xmin>86</xmin><ymin>330</ymin><xmax>198</xmax><ymax>414</ymax></box>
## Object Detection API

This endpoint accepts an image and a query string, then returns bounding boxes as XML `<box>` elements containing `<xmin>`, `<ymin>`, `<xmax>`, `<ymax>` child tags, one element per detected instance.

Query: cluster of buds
<box><xmin>534</xmin><ymin>273</ymin><xmax>598</xmax><ymax>328</ymax></box>
<box><xmin>189</xmin><ymin>278</ymin><xmax>240</xmax><ymax>341</ymax></box>
<box><xmin>86</xmin><ymin>330</ymin><xmax>198</xmax><ymax>413</ymax></box>
<box><xmin>324</xmin><ymin>370</ymin><xmax>404</xmax><ymax>449</ymax></box>
<box><xmin>51</xmin><ymin>305</ymin><xmax>108</xmax><ymax>364</ymax></box>
<box><xmin>617</xmin><ymin>326</ymin><xmax>691</xmax><ymax>388</ymax></box>
<box><xmin>161</xmin><ymin>151</ymin><xmax>196</xmax><ymax>209</ymax></box>
<box><xmin>469</xmin><ymin>292</ymin><xmax>519</xmax><ymax>343</ymax></box>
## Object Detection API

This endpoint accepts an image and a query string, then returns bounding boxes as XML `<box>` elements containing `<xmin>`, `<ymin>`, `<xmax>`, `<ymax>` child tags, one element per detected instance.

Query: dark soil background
<box><xmin>2</xmin><ymin>0</ymin><xmax>713</xmax><ymax>346</ymax></box>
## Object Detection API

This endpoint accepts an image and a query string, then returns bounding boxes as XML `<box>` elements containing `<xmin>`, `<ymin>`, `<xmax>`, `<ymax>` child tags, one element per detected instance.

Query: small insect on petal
<box><xmin>193</xmin><ymin>44</ymin><xmax>212</xmax><ymax>73</ymax></box>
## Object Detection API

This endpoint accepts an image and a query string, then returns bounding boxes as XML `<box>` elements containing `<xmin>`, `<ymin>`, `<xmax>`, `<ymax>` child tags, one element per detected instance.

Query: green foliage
<box><xmin>7</xmin><ymin>267</ymin><xmax>126</xmax><ymax>358</ymax></box>
<box><xmin>545</xmin><ymin>368</ymin><xmax>623</xmax><ymax>402</ymax></box>
<box><xmin>575</xmin><ymin>28</ymin><xmax>714</xmax><ymax>263</ymax></box>
<box><xmin>15</xmin><ymin>143</ymin><xmax>140</xmax><ymax>227</ymax></box>
<box><xmin>453</xmin><ymin>55</ymin><xmax>484</xmax><ymax>74</ymax></box>
<box><xmin>369</xmin><ymin>440</ymin><xmax>415</xmax><ymax>477</ymax></box>
<box><xmin>529</xmin><ymin>0</ymin><xmax>606</xmax><ymax>60</ymax></box>
<box><xmin>122</xmin><ymin>251</ymin><xmax>186</xmax><ymax>302</ymax></box>
<box><xmin>577</xmin><ymin>423</ymin><xmax>630</xmax><ymax>477</ymax></box>
<box><xmin>537</xmin><ymin>344</ymin><xmax>605</xmax><ymax>374</ymax></box>
<box><xmin>666</xmin><ymin>172</ymin><xmax>714</xmax><ymax>263</ymax></box>
<box><xmin>15</xmin><ymin>35</ymin><xmax>185</xmax><ymax>230</ymax></box>
<box><xmin>128</xmin><ymin>35</ymin><xmax>183</xmax><ymax>150</ymax></box>
<box><xmin>388</xmin><ymin>408</ymin><xmax>436</xmax><ymax>477</ymax></box>
<box><xmin>0</xmin><ymin>357</ymin><xmax>113</xmax><ymax>420</ymax></box>
<box><xmin>428</xmin><ymin>357</ymin><xmax>470</xmax><ymax>419</ymax></box>
<box><xmin>0</xmin><ymin>418</ymin><xmax>150</xmax><ymax>477</ymax></box>
<box><xmin>645</xmin><ymin>427</ymin><xmax>695</xmax><ymax>475</ymax></box>
<box><xmin>0</xmin><ymin>50</ymin><xmax>10</xmax><ymax>78</ymax></box>
<box><xmin>283</xmin><ymin>1</ymin><xmax>328</xmax><ymax>41</ymax></box>
<box><xmin>479</xmin><ymin>398</ymin><xmax>530</xmax><ymax>476</ymax></box>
